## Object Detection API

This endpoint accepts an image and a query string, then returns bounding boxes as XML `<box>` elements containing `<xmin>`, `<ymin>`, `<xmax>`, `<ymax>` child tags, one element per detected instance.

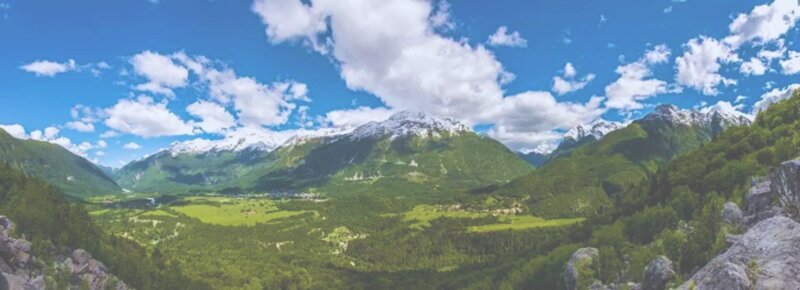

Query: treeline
<box><xmin>0</xmin><ymin>162</ymin><xmax>210</xmax><ymax>290</ymax></box>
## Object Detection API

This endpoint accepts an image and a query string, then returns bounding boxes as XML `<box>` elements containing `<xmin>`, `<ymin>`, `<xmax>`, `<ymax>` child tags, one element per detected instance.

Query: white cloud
<box><xmin>97</xmin><ymin>140</ymin><xmax>107</xmax><ymax>149</ymax></box>
<box><xmin>734</xmin><ymin>95</ymin><xmax>748</xmax><ymax>103</ymax></box>
<box><xmin>0</xmin><ymin>124</ymin><xmax>28</xmax><ymax>139</ymax></box>
<box><xmin>130</xmin><ymin>51</ymin><xmax>189</xmax><ymax>97</ymax></box>
<box><xmin>725</xmin><ymin>0</ymin><xmax>800</xmax><ymax>48</ymax></box>
<box><xmin>20</xmin><ymin>59</ymin><xmax>77</xmax><ymax>77</ymax></box>
<box><xmin>252</xmin><ymin>0</ymin><xmax>510</xmax><ymax>124</ymax></box>
<box><xmin>487</xmin><ymin>92</ymin><xmax>605</xmax><ymax>138</ymax></box>
<box><xmin>429</xmin><ymin>0</ymin><xmax>454</xmax><ymax>31</ymax></box>
<box><xmin>753</xmin><ymin>83</ymin><xmax>800</xmax><ymax>113</ymax></box>
<box><xmin>95</xmin><ymin>151</ymin><xmax>105</xmax><ymax>157</ymax></box>
<box><xmin>605</xmin><ymin>45</ymin><xmax>673</xmax><ymax>110</ymax></box>
<box><xmin>487</xmin><ymin>128</ymin><xmax>562</xmax><ymax>154</ymax></box>
<box><xmin>487</xmin><ymin>26</ymin><xmax>527</xmax><ymax>47</ymax></box>
<box><xmin>675</xmin><ymin>36</ymin><xmax>739</xmax><ymax>96</ymax></box>
<box><xmin>552</xmin><ymin>62</ymin><xmax>595</xmax><ymax>95</ymax></box>
<box><xmin>65</xmin><ymin>121</ymin><xmax>95</xmax><ymax>132</ymax></box>
<box><xmin>99</xmin><ymin>130</ymin><xmax>120</xmax><ymax>139</ymax></box>
<box><xmin>174</xmin><ymin>52</ymin><xmax>306</xmax><ymax>127</ymax></box>
<box><xmin>699</xmin><ymin>100</ymin><xmax>752</xmax><ymax>120</ymax></box>
<box><xmin>186</xmin><ymin>100</ymin><xmax>236</xmax><ymax>134</ymax></box>
<box><xmin>251</xmin><ymin>0</ymin><xmax>608</xmax><ymax>151</ymax></box>
<box><xmin>780</xmin><ymin>51</ymin><xmax>800</xmax><ymax>74</ymax></box>
<box><xmin>322</xmin><ymin>106</ymin><xmax>394</xmax><ymax>129</ymax></box>
<box><xmin>740</xmin><ymin>57</ymin><xmax>767</xmax><ymax>76</ymax></box>
<box><xmin>123</xmin><ymin>142</ymin><xmax>142</xmax><ymax>150</ymax></box>
<box><xmin>104</xmin><ymin>96</ymin><xmax>194</xmax><ymax>138</ymax></box>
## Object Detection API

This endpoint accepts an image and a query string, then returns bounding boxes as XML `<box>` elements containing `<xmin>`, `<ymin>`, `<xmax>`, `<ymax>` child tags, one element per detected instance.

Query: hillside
<box><xmin>495</xmin><ymin>104</ymin><xmax>751</xmax><ymax>218</ymax></box>
<box><xmin>116</xmin><ymin>111</ymin><xmax>534</xmax><ymax>195</ymax></box>
<box><xmin>0</xmin><ymin>128</ymin><xmax>121</xmax><ymax>197</ymax></box>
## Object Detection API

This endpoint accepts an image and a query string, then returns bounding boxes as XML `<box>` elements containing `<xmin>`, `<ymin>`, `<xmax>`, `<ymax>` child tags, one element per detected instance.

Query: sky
<box><xmin>1</xmin><ymin>0</ymin><xmax>799</xmax><ymax>167</ymax></box>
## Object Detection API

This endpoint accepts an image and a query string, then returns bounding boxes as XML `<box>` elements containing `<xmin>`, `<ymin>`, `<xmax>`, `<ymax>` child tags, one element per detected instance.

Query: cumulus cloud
<box><xmin>174</xmin><ymin>52</ymin><xmax>308</xmax><ymax>127</ymax></box>
<box><xmin>0</xmin><ymin>124</ymin><xmax>28</xmax><ymax>139</ymax></box>
<box><xmin>104</xmin><ymin>96</ymin><xmax>194</xmax><ymax>138</ymax></box>
<box><xmin>780</xmin><ymin>51</ymin><xmax>800</xmax><ymax>74</ymax></box>
<box><xmin>251</xmin><ymin>0</ymin><xmax>510</xmax><ymax>124</ymax></box>
<box><xmin>130</xmin><ymin>51</ymin><xmax>189</xmax><ymax>97</ymax></box>
<box><xmin>20</xmin><ymin>59</ymin><xmax>77</xmax><ymax>77</ymax></box>
<box><xmin>552</xmin><ymin>62</ymin><xmax>595</xmax><ymax>95</ymax></box>
<box><xmin>322</xmin><ymin>106</ymin><xmax>394</xmax><ymax>129</ymax></box>
<box><xmin>605</xmin><ymin>45</ymin><xmax>673</xmax><ymax>110</ymax></box>
<box><xmin>740</xmin><ymin>57</ymin><xmax>768</xmax><ymax>76</ymax></box>
<box><xmin>487</xmin><ymin>26</ymin><xmax>527</xmax><ymax>47</ymax></box>
<box><xmin>123</xmin><ymin>142</ymin><xmax>142</xmax><ymax>150</ymax></box>
<box><xmin>724</xmin><ymin>0</ymin><xmax>800</xmax><ymax>48</ymax></box>
<box><xmin>65</xmin><ymin>121</ymin><xmax>95</xmax><ymax>132</ymax></box>
<box><xmin>186</xmin><ymin>100</ymin><xmax>236</xmax><ymax>134</ymax></box>
<box><xmin>675</xmin><ymin>36</ymin><xmax>739</xmax><ymax>96</ymax></box>
<box><xmin>753</xmin><ymin>83</ymin><xmax>800</xmax><ymax>113</ymax></box>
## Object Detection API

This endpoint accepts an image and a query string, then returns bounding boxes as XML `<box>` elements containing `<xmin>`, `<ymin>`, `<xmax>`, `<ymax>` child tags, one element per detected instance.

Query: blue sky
<box><xmin>1</xmin><ymin>0</ymin><xmax>799</xmax><ymax>166</ymax></box>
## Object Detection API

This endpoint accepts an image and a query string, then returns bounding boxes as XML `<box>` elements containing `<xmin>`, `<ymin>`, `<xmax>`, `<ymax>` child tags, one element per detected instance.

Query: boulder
<box><xmin>11</xmin><ymin>239</ymin><xmax>31</xmax><ymax>253</ymax></box>
<box><xmin>678</xmin><ymin>216</ymin><xmax>800</xmax><ymax>289</ymax></box>
<box><xmin>72</xmin><ymin>249</ymin><xmax>92</xmax><ymax>267</ymax></box>
<box><xmin>744</xmin><ymin>180</ymin><xmax>772</xmax><ymax>219</ymax></box>
<box><xmin>0</xmin><ymin>258</ymin><xmax>12</xmax><ymax>274</ymax></box>
<box><xmin>771</xmin><ymin>159</ymin><xmax>800</xmax><ymax>219</ymax></box>
<box><xmin>642</xmin><ymin>256</ymin><xmax>675</xmax><ymax>290</ymax></box>
<box><xmin>1</xmin><ymin>273</ymin><xmax>42</xmax><ymax>290</ymax></box>
<box><xmin>0</xmin><ymin>216</ymin><xmax>13</xmax><ymax>230</ymax></box>
<box><xmin>13</xmin><ymin>251</ymin><xmax>30</xmax><ymax>267</ymax></box>
<box><xmin>721</xmin><ymin>202</ymin><xmax>743</xmax><ymax>226</ymax></box>
<box><xmin>565</xmin><ymin>247</ymin><xmax>599</xmax><ymax>290</ymax></box>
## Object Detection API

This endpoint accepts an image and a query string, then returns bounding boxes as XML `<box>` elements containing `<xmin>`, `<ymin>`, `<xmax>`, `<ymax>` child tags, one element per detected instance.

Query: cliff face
<box><xmin>0</xmin><ymin>216</ymin><xmax>129</xmax><ymax>290</ymax></box>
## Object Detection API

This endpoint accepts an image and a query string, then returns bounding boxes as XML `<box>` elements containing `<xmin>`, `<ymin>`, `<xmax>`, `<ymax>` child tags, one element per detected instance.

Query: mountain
<box><xmin>0</xmin><ymin>128</ymin><xmax>121</xmax><ymax>197</ymax></box>
<box><xmin>114</xmin><ymin>131</ymin><xmax>281</xmax><ymax>194</ymax></box>
<box><xmin>495</xmin><ymin>104</ymin><xmax>751</xmax><ymax>218</ymax></box>
<box><xmin>116</xmin><ymin>111</ymin><xmax>534</xmax><ymax>195</ymax></box>
<box><xmin>251</xmin><ymin>111</ymin><xmax>534</xmax><ymax>194</ymax></box>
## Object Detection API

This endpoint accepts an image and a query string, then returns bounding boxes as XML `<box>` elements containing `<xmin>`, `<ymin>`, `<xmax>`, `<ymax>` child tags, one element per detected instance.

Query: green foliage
<box><xmin>0</xmin><ymin>128</ymin><xmax>121</xmax><ymax>197</ymax></box>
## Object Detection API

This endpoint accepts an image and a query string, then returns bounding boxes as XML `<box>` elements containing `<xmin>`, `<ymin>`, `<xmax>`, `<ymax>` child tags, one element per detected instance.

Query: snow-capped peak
<box><xmin>563</xmin><ymin>119</ymin><xmax>624</xmax><ymax>143</ymax></box>
<box><xmin>346</xmin><ymin>111</ymin><xmax>470</xmax><ymax>140</ymax></box>
<box><xmin>645</xmin><ymin>103</ymin><xmax>752</xmax><ymax>127</ymax></box>
<box><xmin>167</xmin><ymin>131</ymin><xmax>279</xmax><ymax>155</ymax></box>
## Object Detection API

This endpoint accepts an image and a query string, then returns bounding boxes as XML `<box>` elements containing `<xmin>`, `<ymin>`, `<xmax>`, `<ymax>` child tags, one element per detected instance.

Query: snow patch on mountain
<box><xmin>346</xmin><ymin>111</ymin><xmax>470</xmax><ymax>141</ymax></box>
<box><xmin>167</xmin><ymin>130</ymin><xmax>279</xmax><ymax>155</ymax></box>
<box><xmin>563</xmin><ymin>119</ymin><xmax>624</xmax><ymax>143</ymax></box>
<box><xmin>645</xmin><ymin>104</ymin><xmax>752</xmax><ymax>127</ymax></box>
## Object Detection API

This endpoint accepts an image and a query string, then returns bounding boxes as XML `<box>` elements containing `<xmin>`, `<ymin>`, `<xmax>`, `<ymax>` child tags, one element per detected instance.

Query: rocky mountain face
<box><xmin>0</xmin><ymin>216</ymin><xmax>128</xmax><ymax>290</ymax></box>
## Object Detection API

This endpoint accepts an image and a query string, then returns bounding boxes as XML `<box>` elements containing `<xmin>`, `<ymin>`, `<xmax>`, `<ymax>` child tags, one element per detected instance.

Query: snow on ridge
<box><xmin>646</xmin><ymin>104</ymin><xmax>751</xmax><ymax>127</ymax></box>
<box><xmin>347</xmin><ymin>111</ymin><xmax>470</xmax><ymax>140</ymax></box>
<box><xmin>563</xmin><ymin>119</ymin><xmax>624</xmax><ymax>142</ymax></box>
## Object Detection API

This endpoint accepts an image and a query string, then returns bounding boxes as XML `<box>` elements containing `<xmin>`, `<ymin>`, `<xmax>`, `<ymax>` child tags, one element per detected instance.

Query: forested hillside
<box><xmin>0</xmin><ymin>128</ymin><xmax>121</xmax><ymax>197</ymax></box>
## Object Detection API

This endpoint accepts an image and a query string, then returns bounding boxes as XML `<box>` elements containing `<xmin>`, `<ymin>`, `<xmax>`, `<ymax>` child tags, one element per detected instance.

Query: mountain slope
<box><xmin>116</xmin><ymin>111</ymin><xmax>534</xmax><ymax>195</ymax></box>
<box><xmin>0</xmin><ymin>128</ymin><xmax>120</xmax><ymax>197</ymax></box>
<box><xmin>496</xmin><ymin>104</ymin><xmax>751</xmax><ymax>218</ymax></box>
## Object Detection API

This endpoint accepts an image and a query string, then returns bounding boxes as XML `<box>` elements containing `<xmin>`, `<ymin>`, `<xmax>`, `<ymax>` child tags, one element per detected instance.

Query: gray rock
<box><xmin>565</xmin><ymin>247</ymin><xmax>599</xmax><ymax>290</ymax></box>
<box><xmin>771</xmin><ymin>159</ymin><xmax>800</xmax><ymax>219</ymax></box>
<box><xmin>678</xmin><ymin>216</ymin><xmax>800</xmax><ymax>290</ymax></box>
<box><xmin>13</xmin><ymin>250</ymin><xmax>30</xmax><ymax>267</ymax></box>
<box><xmin>72</xmin><ymin>249</ymin><xmax>92</xmax><ymax>267</ymax></box>
<box><xmin>0</xmin><ymin>216</ymin><xmax>13</xmax><ymax>230</ymax></box>
<box><xmin>722</xmin><ymin>201</ymin><xmax>743</xmax><ymax>226</ymax></box>
<box><xmin>725</xmin><ymin>234</ymin><xmax>742</xmax><ymax>245</ymax></box>
<box><xmin>642</xmin><ymin>256</ymin><xmax>675</xmax><ymax>290</ymax></box>
<box><xmin>744</xmin><ymin>180</ymin><xmax>772</xmax><ymax>219</ymax></box>
<box><xmin>1</xmin><ymin>273</ymin><xmax>42</xmax><ymax>290</ymax></box>
<box><xmin>11</xmin><ymin>239</ymin><xmax>31</xmax><ymax>253</ymax></box>
<box><xmin>0</xmin><ymin>258</ymin><xmax>12</xmax><ymax>274</ymax></box>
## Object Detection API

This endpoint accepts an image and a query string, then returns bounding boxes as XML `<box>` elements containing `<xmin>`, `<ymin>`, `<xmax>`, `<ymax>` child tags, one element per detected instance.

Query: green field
<box><xmin>394</xmin><ymin>204</ymin><xmax>583</xmax><ymax>231</ymax></box>
<box><xmin>170</xmin><ymin>197</ymin><xmax>311</xmax><ymax>226</ymax></box>
<box><xmin>467</xmin><ymin>216</ymin><xmax>584</xmax><ymax>232</ymax></box>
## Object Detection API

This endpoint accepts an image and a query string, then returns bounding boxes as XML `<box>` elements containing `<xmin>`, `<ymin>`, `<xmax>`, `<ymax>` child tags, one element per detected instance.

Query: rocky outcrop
<box><xmin>0</xmin><ymin>215</ymin><xmax>129</xmax><ymax>290</ymax></box>
<box><xmin>642</xmin><ymin>256</ymin><xmax>675</xmax><ymax>290</ymax></box>
<box><xmin>771</xmin><ymin>159</ymin><xmax>800</xmax><ymax>219</ymax></box>
<box><xmin>677</xmin><ymin>216</ymin><xmax>800</xmax><ymax>289</ymax></box>
<box><xmin>721</xmin><ymin>201</ymin><xmax>743</xmax><ymax>227</ymax></box>
<box><xmin>565</xmin><ymin>247</ymin><xmax>599</xmax><ymax>290</ymax></box>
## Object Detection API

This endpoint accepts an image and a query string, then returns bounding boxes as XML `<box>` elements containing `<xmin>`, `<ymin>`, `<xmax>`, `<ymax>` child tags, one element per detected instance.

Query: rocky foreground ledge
<box><xmin>565</xmin><ymin>158</ymin><xmax>800</xmax><ymax>290</ymax></box>
<box><xmin>0</xmin><ymin>216</ymin><xmax>129</xmax><ymax>290</ymax></box>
